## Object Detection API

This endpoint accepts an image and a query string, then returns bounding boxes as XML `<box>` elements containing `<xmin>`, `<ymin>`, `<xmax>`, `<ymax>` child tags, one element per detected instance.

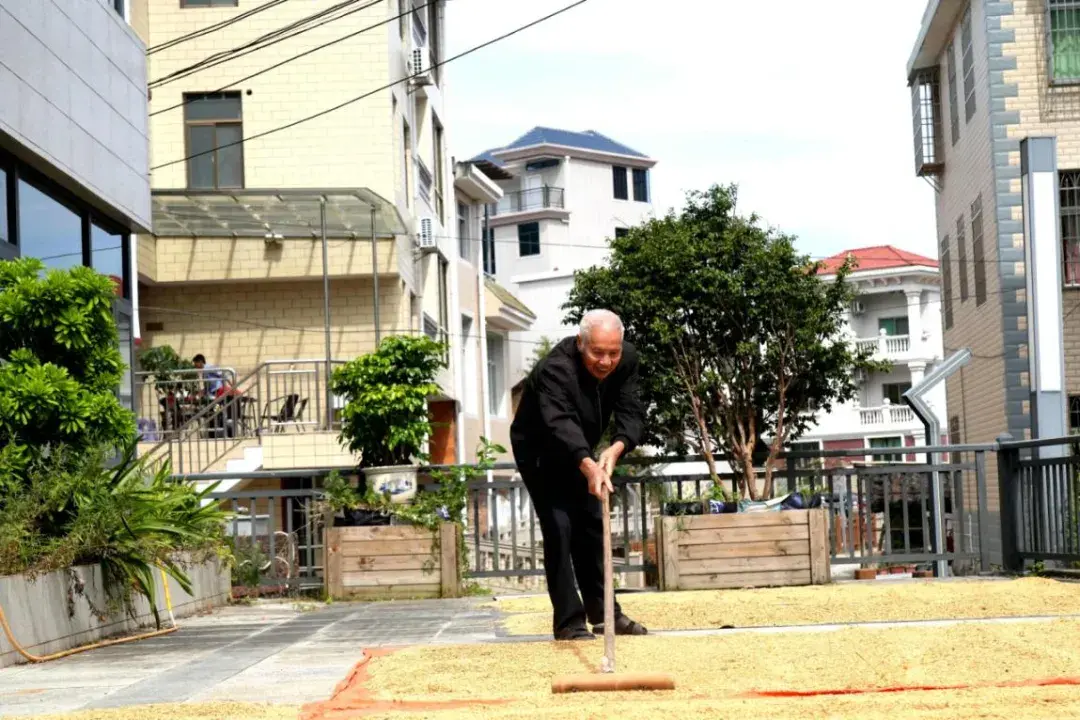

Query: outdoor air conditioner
<box><xmin>850</xmin><ymin>300</ymin><xmax>866</xmax><ymax>316</ymax></box>
<box><xmin>410</xmin><ymin>47</ymin><xmax>433</xmax><ymax>86</ymax></box>
<box><xmin>416</xmin><ymin>217</ymin><xmax>436</xmax><ymax>251</ymax></box>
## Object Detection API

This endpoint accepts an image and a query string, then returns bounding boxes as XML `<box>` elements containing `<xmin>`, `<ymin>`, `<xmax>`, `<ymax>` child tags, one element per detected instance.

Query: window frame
<box><xmin>878</xmin><ymin>316</ymin><xmax>910</xmax><ymax>336</ymax></box>
<box><xmin>632</xmin><ymin>167</ymin><xmax>649</xmax><ymax>202</ymax></box>
<box><xmin>612</xmin><ymin>166</ymin><xmax>629</xmax><ymax>200</ymax></box>
<box><xmin>867</xmin><ymin>435</ymin><xmax>905</xmax><ymax>463</ymax></box>
<box><xmin>1047</xmin><ymin>0</ymin><xmax>1080</xmax><ymax>85</ymax></box>
<box><xmin>482</xmin><ymin>226</ymin><xmax>496</xmax><ymax>275</ymax></box>
<box><xmin>972</xmin><ymin>194</ymin><xmax>987</xmax><ymax>305</ymax></box>
<box><xmin>1061</xmin><ymin>169</ymin><xmax>1080</xmax><ymax>286</ymax></box>
<box><xmin>941</xmin><ymin>235</ymin><xmax>954</xmax><ymax>329</ymax></box>
<box><xmin>946</xmin><ymin>39</ymin><xmax>961</xmax><ymax>146</ymax></box>
<box><xmin>180</xmin><ymin>0</ymin><xmax>239</xmax><ymax>7</ymax></box>
<box><xmin>182</xmin><ymin>92</ymin><xmax>244</xmax><ymax>190</ymax></box>
<box><xmin>517</xmin><ymin>221</ymin><xmax>540</xmax><ymax>257</ymax></box>
<box><xmin>956</xmin><ymin>213</ymin><xmax>969</xmax><ymax>302</ymax></box>
<box><xmin>960</xmin><ymin>5</ymin><xmax>976</xmax><ymax>121</ymax></box>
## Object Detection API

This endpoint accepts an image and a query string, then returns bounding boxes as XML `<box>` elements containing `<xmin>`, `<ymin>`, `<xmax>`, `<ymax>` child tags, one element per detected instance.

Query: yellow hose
<box><xmin>0</xmin><ymin>567</ymin><xmax>179</xmax><ymax>664</ymax></box>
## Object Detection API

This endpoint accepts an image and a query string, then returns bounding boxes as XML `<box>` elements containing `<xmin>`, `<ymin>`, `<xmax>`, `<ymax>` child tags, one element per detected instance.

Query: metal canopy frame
<box><xmin>151</xmin><ymin>188</ymin><xmax>407</xmax><ymax>239</ymax></box>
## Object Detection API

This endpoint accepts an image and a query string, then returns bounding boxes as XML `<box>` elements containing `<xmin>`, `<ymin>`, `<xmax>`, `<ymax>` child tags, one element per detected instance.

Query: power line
<box><xmin>149</xmin><ymin>0</ymin><xmax>383</xmax><ymax>89</ymax></box>
<box><xmin>147</xmin><ymin>0</ymin><xmax>293</xmax><ymax>55</ymax></box>
<box><xmin>150</xmin><ymin>0</ymin><xmax>433</xmax><ymax>118</ymax></box>
<box><xmin>150</xmin><ymin>0</ymin><xmax>592</xmax><ymax>172</ymax></box>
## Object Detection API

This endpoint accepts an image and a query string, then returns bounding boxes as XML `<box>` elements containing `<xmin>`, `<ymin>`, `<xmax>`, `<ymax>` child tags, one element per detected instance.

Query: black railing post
<box><xmin>996</xmin><ymin>434</ymin><xmax>1022</xmax><ymax>572</ymax></box>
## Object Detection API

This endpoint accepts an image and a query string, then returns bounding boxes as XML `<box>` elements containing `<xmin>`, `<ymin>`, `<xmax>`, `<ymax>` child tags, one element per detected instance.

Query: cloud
<box><xmin>444</xmin><ymin>0</ymin><xmax>937</xmax><ymax>257</ymax></box>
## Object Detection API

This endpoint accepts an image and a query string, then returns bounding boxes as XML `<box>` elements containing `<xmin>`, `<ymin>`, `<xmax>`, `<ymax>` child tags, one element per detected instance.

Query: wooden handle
<box><xmin>601</xmin><ymin>487</ymin><xmax>615</xmax><ymax>673</ymax></box>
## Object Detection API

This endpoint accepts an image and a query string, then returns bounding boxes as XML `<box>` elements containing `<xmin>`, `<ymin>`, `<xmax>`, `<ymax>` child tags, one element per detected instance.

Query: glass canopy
<box><xmin>151</xmin><ymin>189</ymin><xmax>407</xmax><ymax>239</ymax></box>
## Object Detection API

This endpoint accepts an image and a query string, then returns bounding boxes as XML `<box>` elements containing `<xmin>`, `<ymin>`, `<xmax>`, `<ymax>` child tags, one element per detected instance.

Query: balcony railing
<box><xmin>859</xmin><ymin>404</ymin><xmax>916</xmax><ymax>426</ymax></box>
<box><xmin>491</xmin><ymin>186</ymin><xmax>565</xmax><ymax>216</ymax></box>
<box><xmin>855</xmin><ymin>332</ymin><xmax>911</xmax><ymax>357</ymax></box>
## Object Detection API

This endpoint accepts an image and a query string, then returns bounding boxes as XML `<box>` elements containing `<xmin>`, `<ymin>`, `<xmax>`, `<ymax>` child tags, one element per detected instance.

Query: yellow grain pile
<box><xmin>490</xmin><ymin>577</ymin><xmax>1080</xmax><ymax>636</ymax></box>
<box><xmin>32</xmin><ymin>702</ymin><xmax>298</xmax><ymax>720</ymax></box>
<box><xmin>357</xmin><ymin>618</ymin><xmax>1080</xmax><ymax>719</ymax></box>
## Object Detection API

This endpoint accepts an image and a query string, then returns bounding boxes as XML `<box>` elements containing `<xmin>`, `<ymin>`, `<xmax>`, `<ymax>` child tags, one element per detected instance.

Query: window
<box><xmin>422</xmin><ymin>313</ymin><xmax>439</xmax><ymax>341</ymax></box>
<box><xmin>910</xmin><ymin>68</ymin><xmax>944</xmax><ymax>176</ymax></box>
<box><xmin>398</xmin><ymin>0</ymin><xmax>407</xmax><ymax>39</ymax></box>
<box><xmin>956</xmin><ymin>214</ymin><xmax>969</xmax><ymax>302</ymax></box>
<box><xmin>462</xmin><ymin>315</ymin><xmax>477</xmax><ymax>413</ymax></box>
<box><xmin>18</xmin><ymin>179</ymin><xmax>83</xmax><ymax>272</ymax></box>
<box><xmin>878</xmin><ymin>317</ymin><xmax>910</xmax><ymax>336</ymax></box>
<box><xmin>632</xmin><ymin>168</ymin><xmax>649</xmax><ymax>202</ymax></box>
<box><xmin>1070</xmin><ymin>396</ymin><xmax>1080</xmax><ymax>433</ymax></box>
<box><xmin>91</xmin><ymin>221</ymin><xmax>126</xmax><ymax>298</ymax></box>
<box><xmin>883</xmin><ymin>382</ymin><xmax>912</xmax><ymax>406</ymax></box>
<box><xmin>960</xmin><ymin>6</ymin><xmax>976</xmax><ymax>121</ymax></box>
<box><xmin>116</xmin><ymin>310</ymin><xmax>133</xmax><ymax>411</ymax></box>
<box><xmin>428</xmin><ymin>0</ymin><xmax>441</xmax><ymax>85</ymax></box>
<box><xmin>183</xmin><ymin>92</ymin><xmax>243</xmax><ymax>189</ymax></box>
<box><xmin>403</xmin><ymin>120</ymin><xmax>411</xmax><ymax>208</ymax></box>
<box><xmin>433</xmin><ymin>117</ymin><xmax>445</xmax><ymax>220</ymax></box>
<box><xmin>613</xmin><ymin>166</ymin><xmax>628</xmax><ymax>200</ymax></box>
<box><xmin>438</xmin><ymin>257</ymin><xmax>449</xmax><ymax>355</ymax></box>
<box><xmin>787</xmin><ymin>441</ymin><xmax>822</xmax><ymax>471</ymax></box>
<box><xmin>946</xmin><ymin>40</ymin><xmax>960</xmax><ymax>146</ymax></box>
<box><xmin>941</xmin><ymin>236</ymin><xmax>954</xmax><ymax>329</ymax></box>
<box><xmin>972</xmin><ymin>194</ymin><xmax>987</xmax><ymax>305</ymax></box>
<box><xmin>518</xmin><ymin>222</ymin><xmax>540</xmax><ymax>257</ymax></box>
<box><xmin>0</xmin><ymin>166</ymin><xmax>8</xmax><ymax>245</ymax></box>
<box><xmin>1049</xmin><ymin>0</ymin><xmax>1080</xmax><ymax>83</ymax></box>
<box><xmin>181</xmin><ymin>0</ymin><xmax>238</xmax><ymax>6</ymax></box>
<box><xmin>113</xmin><ymin>0</ymin><xmax>125</xmax><ymax>17</ymax></box>
<box><xmin>1061</xmin><ymin>170</ymin><xmax>1080</xmax><ymax>285</ymax></box>
<box><xmin>457</xmin><ymin>202</ymin><xmax>470</xmax><ymax>260</ymax></box>
<box><xmin>482</xmin><ymin>227</ymin><xmax>496</xmax><ymax>275</ymax></box>
<box><xmin>614</xmin><ymin>227</ymin><xmax>629</xmax><ymax>239</ymax></box>
<box><xmin>487</xmin><ymin>334</ymin><xmax>505</xmax><ymax>417</ymax></box>
<box><xmin>869</xmin><ymin>436</ymin><xmax>904</xmax><ymax>463</ymax></box>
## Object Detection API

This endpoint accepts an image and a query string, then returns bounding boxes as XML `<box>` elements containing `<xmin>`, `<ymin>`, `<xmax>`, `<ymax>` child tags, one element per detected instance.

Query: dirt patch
<box><xmin>489</xmin><ymin>578</ymin><xmax>1080</xmax><ymax>636</ymax></box>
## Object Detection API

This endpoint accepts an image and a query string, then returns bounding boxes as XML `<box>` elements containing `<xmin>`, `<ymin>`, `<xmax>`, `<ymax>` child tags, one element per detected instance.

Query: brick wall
<box><xmin>139</xmin><ymin>278</ymin><xmax>403</xmax><ymax>372</ymax></box>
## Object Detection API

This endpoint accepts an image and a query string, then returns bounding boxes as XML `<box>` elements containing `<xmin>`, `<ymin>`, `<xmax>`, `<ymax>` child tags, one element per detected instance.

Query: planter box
<box><xmin>324</xmin><ymin>522</ymin><xmax>460</xmax><ymax>600</ymax></box>
<box><xmin>0</xmin><ymin>558</ymin><xmax>229</xmax><ymax>669</ymax></box>
<box><xmin>656</xmin><ymin>509</ymin><xmax>831</xmax><ymax>591</ymax></box>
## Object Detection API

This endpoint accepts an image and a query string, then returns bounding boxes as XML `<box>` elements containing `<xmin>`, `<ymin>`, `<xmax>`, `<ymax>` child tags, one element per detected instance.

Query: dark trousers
<box><xmin>519</xmin><ymin>460</ymin><xmax>622</xmax><ymax>634</ymax></box>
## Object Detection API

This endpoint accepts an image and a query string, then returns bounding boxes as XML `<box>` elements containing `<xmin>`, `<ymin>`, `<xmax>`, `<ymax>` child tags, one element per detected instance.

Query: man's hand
<box><xmin>580</xmin><ymin>458</ymin><xmax>614</xmax><ymax>499</ymax></box>
<box><xmin>598</xmin><ymin>441</ymin><xmax>626</xmax><ymax>478</ymax></box>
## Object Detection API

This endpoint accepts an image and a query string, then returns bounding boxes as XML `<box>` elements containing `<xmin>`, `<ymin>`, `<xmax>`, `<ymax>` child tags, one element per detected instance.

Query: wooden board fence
<box><xmin>657</xmin><ymin>509</ymin><xmax>830</xmax><ymax>591</ymax></box>
<box><xmin>325</xmin><ymin>522</ymin><xmax>460</xmax><ymax>600</ymax></box>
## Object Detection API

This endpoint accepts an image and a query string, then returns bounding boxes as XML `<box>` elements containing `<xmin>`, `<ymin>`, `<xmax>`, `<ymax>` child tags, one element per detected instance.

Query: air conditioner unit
<box><xmin>410</xmin><ymin>47</ymin><xmax>433</xmax><ymax>86</ymax></box>
<box><xmin>850</xmin><ymin>300</ymin><xmax>866</xmax><ymax>316</ymax></box>
<box><xmin>416</xmin><ymin>217</ymin><xmax>435</xmax><ymax>251</ymax></box>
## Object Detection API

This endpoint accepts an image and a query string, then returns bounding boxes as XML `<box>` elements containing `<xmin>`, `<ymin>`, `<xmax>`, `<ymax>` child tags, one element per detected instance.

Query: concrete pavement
<box><xmin>0</xmin><ymin>597</ymin><xmax>510</xmax><ymax>717</ymax></box>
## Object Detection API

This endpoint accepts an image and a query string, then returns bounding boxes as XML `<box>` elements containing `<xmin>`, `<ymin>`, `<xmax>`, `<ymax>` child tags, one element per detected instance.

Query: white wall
<box><xmin>0</xmin><ymin>0</ymin><xmax>150</xmax><ymax>230</ymax></box>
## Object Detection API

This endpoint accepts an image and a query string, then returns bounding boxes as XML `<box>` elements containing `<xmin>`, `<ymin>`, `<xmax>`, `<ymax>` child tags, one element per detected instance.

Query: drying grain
<box><xmin>489</xmin><ymin>577</ymin><xmax>1080</xmax><ymax>635</ymax></box>
<box><xmin>31</xmin><ymin>702</ymin><xmax>298</xmax><ymax>720</ymax></box>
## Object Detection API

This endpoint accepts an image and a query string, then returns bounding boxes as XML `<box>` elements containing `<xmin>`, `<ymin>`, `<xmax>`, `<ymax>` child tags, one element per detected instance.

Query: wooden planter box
<box><xmin>324</xmin><ymin>522</ymin><xmax>460</xmax><ymax>600</ymax></box>
<box><xmin>656</xmin><ymin>509</ymin><xmax>831</xmax><ymax>591</ymax></box>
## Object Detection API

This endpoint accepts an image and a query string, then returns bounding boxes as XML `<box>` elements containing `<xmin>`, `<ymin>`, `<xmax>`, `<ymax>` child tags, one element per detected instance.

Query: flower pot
<box><xmin>854</xmin><ymin>568</ymin><xmax>876</xmax><ymax>581</ymax></box>
<box><xmin>363</xmin><ymin>465</ymin><xmax>418</xmax><ymax>504</ymax></box>
<box><xmin>889</xmin><ymin>566</ymin><xmax>906</xmax><ymax>575</ymax></box>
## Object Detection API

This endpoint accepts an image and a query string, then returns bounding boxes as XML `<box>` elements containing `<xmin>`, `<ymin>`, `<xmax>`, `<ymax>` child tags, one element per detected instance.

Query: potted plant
<box><xmin>330</xmin><ymin>335</ymin><xmax>445</xmax><ymax>507</ymax></box>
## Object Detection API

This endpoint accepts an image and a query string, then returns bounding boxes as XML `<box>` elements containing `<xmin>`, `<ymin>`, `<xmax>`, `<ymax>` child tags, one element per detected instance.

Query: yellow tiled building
<box><xmin>131</xmin><ymin>0</ymin><xmax>532</xmax><ymax>481</ymax></box>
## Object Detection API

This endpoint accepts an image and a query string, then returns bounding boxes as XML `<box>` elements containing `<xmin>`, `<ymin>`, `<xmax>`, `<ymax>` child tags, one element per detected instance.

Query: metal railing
<box><xmin>135</xmin><ymin>367</ymin><xmax>238</xmax><ymax>441</ymax></box>
<box><xmin>491</xmin><ymin>186</ymin><xmax>565</xmax><ymax>216</ymax></box>
<box><xmin>141</xmin><ymin>359</ymin><xmax>346</xmax><ymax>476</ymax></box>
<box><xmin>999</xmin><ymin>434</ymin><xmax>1080</xmax><ymax>569</ymax></box>
<box><xmin>213</xmin><ymin>487</ymin><xmax>327</xmax><ymax>592</ymax></box>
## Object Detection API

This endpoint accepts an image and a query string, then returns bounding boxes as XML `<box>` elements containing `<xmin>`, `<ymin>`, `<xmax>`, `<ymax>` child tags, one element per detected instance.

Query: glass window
<box><xmin>482</xmin><ymin>227</ymin><xmax>496</xmax><ymax>275</ymax></box>
<box><xmin>878</xmin><ymin>317</ymin><xmax>910</xmax><ymax>336</ymax></box>
<box><xmin>613</xmin><ymin>166</ymin><xmax>628</xmax><ymax>200</ymax></box>
<box><xmin>883</xmin><ymin>383</ymin><xmax>912</xmax><ymax>406</ymax></box>
<box><xmin>632</xmin><ymin>168</ymin><xmax>649</xmax><ymax>202</ymax></box>
<box><xmin>518</xmin><ymin>222</ymin><xmax>540</xmax><ymax>257</ymax></box>
<box><xmin>91</xmin><ymin>222</ymin><xmax>126</xmax><ymax>297</ymax></box>
<box><xmin>487</xmin><ymin>334</ymin><xmax>505</xmax><ymax>417</ymax></box>
<box><xmin>614</xmin><ymin>227</ymin><xmax>629</xmax><ymax>239</ymax></box>
<box><xmin>457</xmin><ymin>202</ymin><xmax>470</xmax><ymax>260</ymax></box>
<box><xmin>869</xmin><ymin>436</ymin><xmax>904</xmax><ymax>463</ymax></box>
<box><xmin>181</xmin><ymin>0</ymin><xmax>238</xmax><ymax>7</ymax></box>
<box><xmin>183</xmin><ymin>93</ymin><xmax>243</xmax><ymax>190</ymax></box>
<box><xmin>17</xmin><ymin>179</ymin><xmax>83</xmax><ymax>271</ymax></box>
<box><xmin>116</xmin><ymin>310</ymin><xmax>134</xmax><ymax>411</ymax></box>
<box><xmin>0</xmin><ymin>166</ymin><xmax>8</xmax><ymax>244</ymax></box>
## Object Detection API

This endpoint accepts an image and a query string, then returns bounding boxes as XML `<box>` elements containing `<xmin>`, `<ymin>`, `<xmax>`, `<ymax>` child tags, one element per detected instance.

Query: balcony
<box><xmin>855</xmin><ymin>331</ymin><xmax>911</xmax><ymax>359</ymax></box>
<box><xmin>859</xmin><ymin>404</ymin><xmax>916</xmax><ymax>427</ymax></box>
<box><xmin>490</xmin><ymin>187</ymin><xmax>566</xmax><ymax>217</ymax></box>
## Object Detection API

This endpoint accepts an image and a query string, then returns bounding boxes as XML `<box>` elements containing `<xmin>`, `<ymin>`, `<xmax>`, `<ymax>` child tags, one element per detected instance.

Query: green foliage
<box><xmin>0</xmin><ymin>440</ymin><xmax>228</xmax><ymax>627</ymax></box>
<box><xmin>331</xmin><ymin>335</ymin><xmax>446</xmax><ymax>468</ymax></box>
<box><xmin>0</xmin><ymin>258</ymin><xmax>134</xmax><ymax>472</ymax></box>
<box><xmin>565</xmin><ymin>184</ymin><xmax>885</xmax><ymax>499</ymax></box>
<box><xmin>527</xmin><ymin>336</ymin><xmax>557</xmax><ymax>372</ymax></box>
<box><xmin>136</xmin><ymin>345</ymin><xmax>195</xmax><ymax>396</ymax></box>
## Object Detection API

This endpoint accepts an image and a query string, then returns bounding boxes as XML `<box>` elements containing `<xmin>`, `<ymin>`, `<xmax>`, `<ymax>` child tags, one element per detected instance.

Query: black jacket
<box><xmin>510</xmin><ymin>336</ymin><xmax>646</xmax><ymax>470</ymax></box>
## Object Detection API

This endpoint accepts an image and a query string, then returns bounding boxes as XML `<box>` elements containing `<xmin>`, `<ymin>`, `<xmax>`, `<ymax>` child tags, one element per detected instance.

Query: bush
<box><xmin>331</xmin><ymin>335</ymin><xmax>446</xmax><ymax>467</ymax></box>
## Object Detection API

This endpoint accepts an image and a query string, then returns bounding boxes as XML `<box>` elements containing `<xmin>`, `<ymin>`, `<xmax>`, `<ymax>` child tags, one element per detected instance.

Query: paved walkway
<box><xmin>0</xmin><ymin>598</ymin><xmax>509</xmax><ymax>717</ymax></box>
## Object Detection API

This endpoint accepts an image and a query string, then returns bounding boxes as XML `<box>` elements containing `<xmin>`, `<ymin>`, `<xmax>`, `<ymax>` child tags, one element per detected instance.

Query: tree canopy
<box><xmin>565</xmin><ymin>184</ymin><xmax>882</xmax><ymax>498</ymax></box>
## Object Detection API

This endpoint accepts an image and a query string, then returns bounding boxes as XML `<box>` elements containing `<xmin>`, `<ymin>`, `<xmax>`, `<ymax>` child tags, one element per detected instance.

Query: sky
<box><xmin>444</xmin><ymin>0</ymin><xmax>938</xmax><ymax>261</ymax></box>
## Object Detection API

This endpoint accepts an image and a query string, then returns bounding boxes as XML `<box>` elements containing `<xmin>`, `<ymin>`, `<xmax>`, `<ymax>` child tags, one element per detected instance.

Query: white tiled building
<box><xmin>467</xmin><ymin>127</ymin><xmax>657</xmax><ymax>382</ymax></box>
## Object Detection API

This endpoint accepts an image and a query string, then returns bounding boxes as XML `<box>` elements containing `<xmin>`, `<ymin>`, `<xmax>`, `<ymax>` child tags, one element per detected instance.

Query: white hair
<box><xmin>579</xmin><ymin>309</ymin><xmax>624</xmax><ymax>343</ymax></box>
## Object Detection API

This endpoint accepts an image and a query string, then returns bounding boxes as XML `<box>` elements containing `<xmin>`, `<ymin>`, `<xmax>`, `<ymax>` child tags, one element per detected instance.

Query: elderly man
<box><xmin>510</xmin><ymin>309</ymin><xmax>648</xmax><ymax>641</ymax></box>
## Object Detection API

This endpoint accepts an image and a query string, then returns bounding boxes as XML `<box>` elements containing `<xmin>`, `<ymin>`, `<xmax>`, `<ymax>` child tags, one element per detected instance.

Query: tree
<box><xmin>527</xmin><ymin>336</ymin><xmax>556</xmax><ymax>373</ymax></box>
<box><xmin>565</xmin><ymin>184</ymin><xmax>883</xmax><ymax>499</ymax></box>
<box><xmin>0</xmin><ymin>258</ymin><xmax>134</xmax><ymax>482</ymax></box>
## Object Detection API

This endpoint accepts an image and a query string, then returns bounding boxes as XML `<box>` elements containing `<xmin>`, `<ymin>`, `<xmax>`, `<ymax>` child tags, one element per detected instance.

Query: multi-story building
<box><xmin>469</xmin><ymin>127</ymin><xmax>657</xmax><ymax>382</ymax></box>
<box><xmin>132</xmin><ymin>0</ymin><xmax>529</xmax><ymax>481</ymax></box>
<box><xmin>0</xmin><ymin>0</ymin><xmax>149</xmax><ymax>410</ymax></box>
<box><xmin>792</xmin><ymin>246</ymin><xmax>948</xmax><ymax>462</ymax></box>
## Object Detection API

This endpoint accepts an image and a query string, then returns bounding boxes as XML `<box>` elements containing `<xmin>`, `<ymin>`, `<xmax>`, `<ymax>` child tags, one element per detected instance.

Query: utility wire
<box><xmin>147</xmin><ymin>0</ymin><xmax>293</xmax><ymax>55</ymax></box>
<box><xmin>150</xmin><ymin>0</ymin><xmax>384</xmax><ymax>89</ymax></box>
<box><xmin>150</xmin><ymin>0</ymin><xmax>433</xmax><ymax>118</ymax></box>
<box><xmin>151</xmin><ymin>0</ymin><xmax>592</xmax><ymax>172</ymax></box>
